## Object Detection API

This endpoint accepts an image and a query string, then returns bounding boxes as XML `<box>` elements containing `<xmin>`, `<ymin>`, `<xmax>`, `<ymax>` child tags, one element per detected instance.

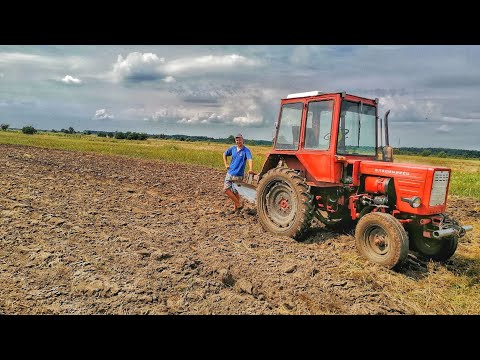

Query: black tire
<box><xmin>355</xmin><ymin>212</ymin><xmax>409</xmax><ymax>270</ymax></box>
<box><xmin>256</xmin><ymin>168</ymin><xmax>314</xmax><ymax>240</ymax></box>
<box><xmin>315</xmin><ymin>208</ymin><xmax>355</xmax><ymax>232</ymax></box>
<box><xmin>410</xmin><ymin>232</ymin><xmax>458</xmax><ymax>261</ymax></box>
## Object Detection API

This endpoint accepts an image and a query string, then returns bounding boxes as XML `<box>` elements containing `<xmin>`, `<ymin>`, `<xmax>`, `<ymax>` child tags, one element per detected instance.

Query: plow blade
<box><xmin>232</xmin><ymin>181</ymin><xmax>257</xmax><ymax>205</ymax></box>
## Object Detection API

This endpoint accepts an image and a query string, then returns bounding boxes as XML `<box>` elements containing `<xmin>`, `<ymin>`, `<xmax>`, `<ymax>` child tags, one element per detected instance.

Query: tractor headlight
<box><xmin>401</xmin><ymin>196</ymin><xmax>422</xmax><ymax>208</ymax></box>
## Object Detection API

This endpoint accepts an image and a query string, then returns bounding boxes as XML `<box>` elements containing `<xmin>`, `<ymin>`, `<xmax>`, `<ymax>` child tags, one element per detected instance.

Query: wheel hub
<box><xmin>279</xmin><ymin>198</ymin><xmax>289</xmax><ymax>210</ymax></box>
<box><xmin>367</xmin><ymin>228</ymin><xmax>389</xmax><ymax>255</ymax></box>
<box><xmin>374</xmin><ymin>235</ymin><xmax>386</xmax><ymax>247</ymax></box>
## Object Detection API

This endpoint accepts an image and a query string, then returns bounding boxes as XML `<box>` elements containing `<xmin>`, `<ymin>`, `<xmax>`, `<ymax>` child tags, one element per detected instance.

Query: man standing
<box><xmin>223</xmin><ymin>133</ymin><xmax>254</xmax><ymax>212</ymax></box>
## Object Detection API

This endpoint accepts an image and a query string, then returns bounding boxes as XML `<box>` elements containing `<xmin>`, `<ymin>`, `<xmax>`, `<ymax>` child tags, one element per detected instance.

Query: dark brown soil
<box><xmin>0</xmin><ymin>144</ymin><xmax>477</xmax><ymax>314</ymax></box>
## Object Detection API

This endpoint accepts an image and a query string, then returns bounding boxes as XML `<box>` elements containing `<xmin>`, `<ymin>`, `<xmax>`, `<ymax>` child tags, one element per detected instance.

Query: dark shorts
<box><xmin>224</xmin><ymin>173</ymin><xmax>242</xmax><ymax>192</ymax></box>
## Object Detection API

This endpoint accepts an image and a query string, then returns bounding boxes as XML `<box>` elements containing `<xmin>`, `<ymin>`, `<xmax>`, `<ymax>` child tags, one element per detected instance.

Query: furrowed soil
<box><xmin>1</xmin><ymin>144</ymin><xmax>478</xmax><ymax>315</ymax></box>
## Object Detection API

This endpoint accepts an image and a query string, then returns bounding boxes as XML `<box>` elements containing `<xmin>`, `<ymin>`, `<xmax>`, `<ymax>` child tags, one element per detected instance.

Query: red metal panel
<box><xmin>364</xmin><ymin>176</ymin><xmax>389</xmax><ymax>194</ymax></box>
<box><xmin>360</xmin><ymin>160</ymin><xmax>449</xmax><ymax>214</ymax></box>
<box><xmin>295</xmin><ymin>152</ymin><xmax>333</xmax><ymax>182</ymax></box>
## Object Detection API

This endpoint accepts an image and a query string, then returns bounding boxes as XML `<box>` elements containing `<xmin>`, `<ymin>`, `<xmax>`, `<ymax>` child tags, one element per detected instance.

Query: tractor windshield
<box><xmin>337</xmin><ymin>100</ymin><xmax>376</xmax><ymax>156</ymax></box>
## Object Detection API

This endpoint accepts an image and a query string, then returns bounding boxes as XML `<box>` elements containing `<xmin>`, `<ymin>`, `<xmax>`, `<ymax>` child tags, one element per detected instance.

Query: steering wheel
<box><xmin>323</xmin><ymin>128</ymin><xmax>350</xmax><ymax>140</ymax></box>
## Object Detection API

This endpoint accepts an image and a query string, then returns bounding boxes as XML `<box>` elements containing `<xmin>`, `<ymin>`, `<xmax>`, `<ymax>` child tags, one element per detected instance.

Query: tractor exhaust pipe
<box><xmin>432</xmin><ymin>225</ymin><xmax>473</xmax><ymax>238</ymax></box>
<box><xmin>382</xmin><ymin>110</ymin><xmax>393</xmax><ymax>162</ymax></box>
<box><xmin>432</xmin><ymin>228</ymin><xmax>456</xmax><ymax>238</ymax></box>
<box><xmin>384</xmin><ymin>110</ymin><xmax>390</xmax><ymax>146</ymax></box>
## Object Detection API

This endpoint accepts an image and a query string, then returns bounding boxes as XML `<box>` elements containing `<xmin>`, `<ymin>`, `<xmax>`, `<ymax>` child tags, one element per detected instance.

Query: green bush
<box><xmin>1</xmin><ymin>123</ymin><xmax>9</xmax><ymax>131</ymax></box>
<box><xmin>22</xmin><ymin>126</ymin><xmax>37</xmax><ymax>135</ymax></box>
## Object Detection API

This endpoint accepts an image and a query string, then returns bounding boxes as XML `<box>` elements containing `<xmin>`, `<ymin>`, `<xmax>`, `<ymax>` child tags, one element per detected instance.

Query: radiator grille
<box><xmin>430</xmin><ymin>171</ymin><xmax>449</xmax><ymax>206</ymax></box>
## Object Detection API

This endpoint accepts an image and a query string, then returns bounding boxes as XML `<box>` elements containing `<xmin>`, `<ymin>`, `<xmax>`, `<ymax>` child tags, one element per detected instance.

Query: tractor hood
<box><xmin>359</xmin><ymin>160</ymin><xmax>451</xmax><ymax>215</ymax></box>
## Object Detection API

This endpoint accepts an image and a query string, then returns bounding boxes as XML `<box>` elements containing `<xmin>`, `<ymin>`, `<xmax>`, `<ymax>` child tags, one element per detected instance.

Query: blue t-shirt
<box><xmin>225</xmin><ymin>145</ymin><xmax>252</xmax><ymax>177</ymax></box>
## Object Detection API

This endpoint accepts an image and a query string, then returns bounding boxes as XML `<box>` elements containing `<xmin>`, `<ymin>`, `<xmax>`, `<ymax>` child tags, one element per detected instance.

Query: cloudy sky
<box><xmin>1</xmin><ymin>45</ymin><xmax>479</xmax><ymax>150</ymax></box>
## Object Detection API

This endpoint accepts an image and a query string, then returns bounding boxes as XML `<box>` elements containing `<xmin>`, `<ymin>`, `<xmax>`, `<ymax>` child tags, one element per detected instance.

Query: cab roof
<box><xmin>284</xmin><ymin>90</ymin><xmax>378</xmax><ymax>104</ymax></box>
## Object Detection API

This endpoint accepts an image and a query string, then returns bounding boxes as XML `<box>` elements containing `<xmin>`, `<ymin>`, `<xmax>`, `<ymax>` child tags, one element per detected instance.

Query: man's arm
<box><xmin>247</xmin><ymin>159</ymin><xmax>254</xmax><ymax>173</ymax></box>
<box><xmin>223</xmin><ymin>153</ymin><xmax>229</xmax><ymax>170</ymax></box>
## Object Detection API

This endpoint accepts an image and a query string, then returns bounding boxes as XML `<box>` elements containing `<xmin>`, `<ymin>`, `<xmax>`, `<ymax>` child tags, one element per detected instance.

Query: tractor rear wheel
<box><xmin>410</xmin><ymin>232</ymin><xmax>458</xmax><ymax>261</ymax></box>
<box><xmin>355</xmin><ymin>212</ymin><xmax>409</xmax><ymax>270</ymax></box>
<box><xmin>256</xmin><ymin>167</ymin><xmax>314</xmax><ymax>240</ymax></box>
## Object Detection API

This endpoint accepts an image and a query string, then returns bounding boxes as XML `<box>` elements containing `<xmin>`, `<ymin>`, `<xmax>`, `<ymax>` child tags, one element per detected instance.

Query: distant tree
<box><xmin>126</xmin><ymin>132</ymin><xmax>138</xmax><ymax>140</ymax></box>
<box><xmin>437</xmin><ymin>151</ymin><xmax>447</xmax><ymax>158</ymax></box>
<box><xmin>83</xmin><ymin>130</ymin><xmax>91</xmax><ymax>135</ymax></box>
<box><xmin>68</xmin><ymin>127</ymin><xmax>75</xmax><ymax>134</ymax></box>
<box><xmin>1</xmin><ymin>123</ymin><xmax>9</xmax><ymax>131</ymax></box>
<box><xmin>227</xmin><ymin>135</ymin><xmax>235</xmax><ymax>143</ymax></box>
<box><xmin>97</xmin><ymin>131</ymin><xmax>107</xmax><ymax>137</ymax></box>
<box><xmin>22</xmin><ymin>126</ymin><xmax>37</xmax><ymax>135</ymax></box>
<box><xmin>107</xmin><ymin>132</ymin><xmax>114</xmax><ymax>138</ymax></box>
<box><xmin>114</xmin><ymin>131</ymin><xmax>126</xmax><ymax>139</ymax></box>
<box><xmin>420</xmin><ymin>149</ymin><xmax>431</xmax><ymax>157</ymax></box>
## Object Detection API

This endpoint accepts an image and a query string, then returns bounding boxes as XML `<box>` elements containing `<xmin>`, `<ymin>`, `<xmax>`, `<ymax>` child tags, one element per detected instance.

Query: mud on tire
<box><xmin>256</xmin><ymin>167</ymin><xmax>314</xmax><ymax>240</ymax></box>
<box><xmin>355</xmin><ymin>212</ymin><xmax>409</xmax><ymax>270</ymax></box>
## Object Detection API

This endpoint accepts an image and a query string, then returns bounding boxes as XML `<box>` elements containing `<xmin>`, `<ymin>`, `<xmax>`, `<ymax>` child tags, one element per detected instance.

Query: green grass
<box><xmin>0</xmin><ymin>131</ymin><xmax>269</xmax><ymax>173</ymax></box>
<box><xmin>1</xmin><ymin>131</ymin><xmax>479</xmax><ymax>199</ymax></box>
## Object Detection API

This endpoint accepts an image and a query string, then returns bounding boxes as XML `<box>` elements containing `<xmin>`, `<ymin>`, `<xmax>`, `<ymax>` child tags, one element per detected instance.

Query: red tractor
<box><xmin>238</xmin><ymin>90</ymin><xmax>472</xmax><ymax>269</ymax></box>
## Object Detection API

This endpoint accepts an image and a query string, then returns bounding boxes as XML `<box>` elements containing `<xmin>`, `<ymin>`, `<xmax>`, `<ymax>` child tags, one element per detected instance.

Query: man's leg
<box><xmin>225</xmin><ymin>188</ymin><xmax>241</xmax><ymax>209</ymax></box>
<box><xmin>234</xmin><ymin>192</ymin><xmax>243</xmax><ymax>209</ymax></box>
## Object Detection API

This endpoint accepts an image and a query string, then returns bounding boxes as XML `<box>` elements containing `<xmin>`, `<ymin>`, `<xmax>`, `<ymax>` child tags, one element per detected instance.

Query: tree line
<box><xmin>2</xmin><ymin>124</ymin><xmax>479</xmax><ymax>157</ymax></box>
<box><xmin>0</xmin><ymin>124</ymin><xmax>273</xmax><ymax>145</ymax></box>
<box><xmin>395</xmin><ymin>147</ymin><xmax>480</xmax><ymax>159</ymax></box>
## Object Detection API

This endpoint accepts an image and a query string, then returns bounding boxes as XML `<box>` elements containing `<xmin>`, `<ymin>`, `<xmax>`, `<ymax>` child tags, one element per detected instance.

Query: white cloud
<box><xmin>440</xmin><ymin>116</ymin><xmax>475</xmax><ymax>123</ymax></box>
<box><xmin>110</xmin><ymin>52</ymin><xmax>260</xmax><ymax>83</ymax></box>
<box><xmin>164</xmin><ymin>54</ymin><xmax>259</xmax><ymax>74</ymax></box>
<box><xmin>0</xmin><ymin>52</ymin><xmax>90</xmax><ymax>73</ymax></box>
<box><xmin>163</xmin><ymin>76</ymin><xmax>176</xmax><ymax>83</ymax></box>
<box><xmin>143</xmin><ymin>86</ymin><xmax>275</xmax><ymax>127</ymax></box>
<box><xmin>0</xmin><ymin>52</ymin><xmax>52</xmax><ymax>64</ymax></box>
<box><xmin>232</xmin><ymin>114</ymin><xmax>263</xmax><ymax>125</ymax></box>
<box><xmin>436</xmin><ymin>124</ymin><xmax>452</xmax><ymax>133</ymax></box>
<box><xmin>112</xmin><ymin>52</ymin><xmax>166</xmax><ymax>82</ymax></box>
<box><xmin>61</xmin><ymin>75</ymin><xmax>82</xmax><ymax>85</ymax></box>
<box><xmin>93</xmin><ymin>109</ymin><xmax>114</xmax><ymax>120</ymax></box>
<box><xmin>379</xmin><ymin>95</ymin><xmax>443</xmax><ymax>123</ymax></box>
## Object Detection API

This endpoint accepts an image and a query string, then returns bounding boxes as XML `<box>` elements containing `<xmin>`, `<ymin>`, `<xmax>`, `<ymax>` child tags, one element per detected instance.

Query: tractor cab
<box><xmin>266</xmin><ymin>91</ymin><xmax>389</xmax><ymax>185</ymax></box>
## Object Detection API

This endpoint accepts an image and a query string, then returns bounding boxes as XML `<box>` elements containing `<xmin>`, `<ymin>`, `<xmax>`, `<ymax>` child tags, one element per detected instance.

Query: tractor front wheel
<box><xmin>256</xmin><ymin>168</ymin><xmax>314</xmax><ymax>240</ymax></box>
<box><xmin>355</xmin><ymin>212</ymin><xmax>409</xmax><ymax>270</ymax></box>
